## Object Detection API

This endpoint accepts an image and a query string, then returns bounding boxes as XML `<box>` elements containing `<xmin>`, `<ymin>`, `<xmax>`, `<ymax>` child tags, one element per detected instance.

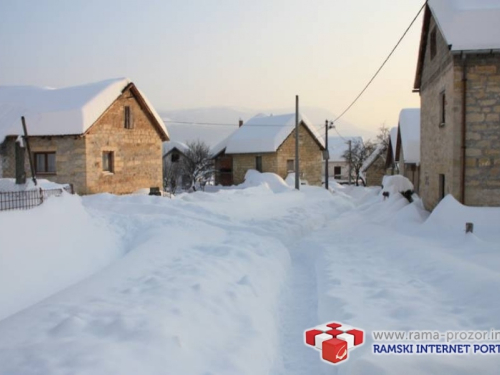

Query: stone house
<box><xmin>394</xmin><ymin>108</ymin><xmax>421</xmax><ymax>193</ymax></box>
<box><xmin>385</xmin><ymin>127</ymin><xmax>399</xmax><ymax>175</ymax></box>
<box><xmin>323</xmin><ymin>136</ymin><xmax>363</xmax><ymax>182</ymax></box>
<box><xmin>0</xmin><ymin>78</ymin><xmax>169</xmax><ymax>195</ymax></box>
<box><xmin>162</xmin><ymin>141</ymin><xmax>191</xmax><ymax>190</ymax></box>
<box><xmin>361</xmin><ymin>144</ymin><xmax>387</xmax><ymax>187</ymax></box>
<box><xmin>212</xmin><ymin>113</ymin><xmax>325</xmax><ymax>186</ymax></box>
<box><xmin>414</xmin><ymin>0</ymin><xmax>500</xmax><ymax>209</ymax></box>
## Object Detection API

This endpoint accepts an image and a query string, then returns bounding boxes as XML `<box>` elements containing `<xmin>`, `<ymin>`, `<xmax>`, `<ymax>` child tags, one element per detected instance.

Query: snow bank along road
<box><xmin>0</xmin><ymin>178</ymin><xmax>499</xmax><ymax>375</ymax></box>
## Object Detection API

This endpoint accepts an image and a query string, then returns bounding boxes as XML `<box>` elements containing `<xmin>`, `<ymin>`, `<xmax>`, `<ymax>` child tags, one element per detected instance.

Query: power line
<box><xmin>332</xmin><ymin>1</ymin><xmax>427</xmax><ymax>124</ymax></box>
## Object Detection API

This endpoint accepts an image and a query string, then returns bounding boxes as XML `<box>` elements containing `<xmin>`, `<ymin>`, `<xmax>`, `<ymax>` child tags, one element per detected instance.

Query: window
<box><xmin>439</xmin><ymin>91</ymin><xmax>446</xmax><ymax>126</ymax></box>
<box><xmin>102</xmin><ymin>151</ymin><xmax>114</xmax><ymax>173</ymax></box>
<box><xmin>255</xmin><ymin>156</ymin><xmax>262</xmax><ymax>172</ymax></box>
<box><xmin>171</xmin><ymin>153</ymin><xmax>180</xmax><ymax>163</ymax></box>
<box><xmin>439</xmin><ymin>174</ymin><xmax>445</xmax><ymax>200</ymax></box>
<box><xmin>124</xmin><ymin>106</ymin><xmax>133</xmax><ymax>129</ymax></box>
<box><xmin>287</xmin><ymin>159</ymin><xmax>294</xmax><ymax>172</ymax></box>
<box><xmin>334</xmin><ymin>166</ymin><xmax>342</xmax><ymax>179</ymax></box>
<box><xmin>430</xmin><ymin>28</ymin><xmax>437</xmax><ymax>60</ymax></box>
<box><xmin>34</xmin><ymin>152</ymin><xmax>56</xmax><ymax>174</ymax></box>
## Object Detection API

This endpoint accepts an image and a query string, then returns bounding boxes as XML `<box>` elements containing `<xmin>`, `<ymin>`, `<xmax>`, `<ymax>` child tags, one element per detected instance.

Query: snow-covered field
<box><xmin>0</xmin><ymin>173</ymin><xmax>499</xmax><ymax>374</ymax></box>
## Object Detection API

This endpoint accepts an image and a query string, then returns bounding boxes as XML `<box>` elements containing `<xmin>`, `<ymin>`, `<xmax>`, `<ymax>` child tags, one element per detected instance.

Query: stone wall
<box><xmin>0</xmin><ymin>135</ymin><xmax>87</xmax><ymax>193</ymax></box>
<box><xmin>232</xmin><ymin>153</ymin><xmax>277</xmax><ymax>185</ymax></box>
<box><xmin>84</xmin><ymin>87</ymin><xmax>164</xmax><ymax>195</ymax></box>
<box><xmin>419</xmin><ymin>15</ymin><xmax>463</xmax><ymax>210</ymax></box>
<box><xmin>365</xmin><ymin>155</ymin><xmax>386</xmax><ymax>187</ymax></box>
<box><xmin>276</xmin><ymin>124</ymin><xmax>323</xmax><ymax>186</ymax></box>
<box><xmin>461</xmin><ymin>55</ymin><xmax>500</xmax><ymax>205</ymax></box>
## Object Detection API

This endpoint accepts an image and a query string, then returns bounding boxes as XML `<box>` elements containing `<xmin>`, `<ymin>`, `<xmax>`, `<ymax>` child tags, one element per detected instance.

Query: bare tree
<box><xmin>342</xmin><ymin>140</ymin><xmax>375</xmax><ymax>186</ymax></box>
<box><xmin>181</xmin><ymin>141</ymin><xmax>214</xmax><ymax>191</ymax></box>
<box><xmin>163</xmin><ymin>157</ymin><xmax>183</xmax><ymax>193</ymax></box>
<box><xmin>375</xmin><ymin>124</ymin><xmax>391</xmax><ymax>152</ymax></box>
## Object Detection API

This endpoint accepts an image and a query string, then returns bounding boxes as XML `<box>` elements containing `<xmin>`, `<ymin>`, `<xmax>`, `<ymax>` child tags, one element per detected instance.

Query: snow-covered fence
<box><xmin>0</xmin><ymin>185</ymin><xmax>74</xmax><ymax>212</ymax></box>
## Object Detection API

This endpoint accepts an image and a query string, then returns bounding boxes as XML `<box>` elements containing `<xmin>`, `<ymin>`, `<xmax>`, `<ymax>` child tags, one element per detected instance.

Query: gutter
<box><xmin>461</xmin><ymin>53</ymin><xmax>467</xmax><ymax>204</ymax></box>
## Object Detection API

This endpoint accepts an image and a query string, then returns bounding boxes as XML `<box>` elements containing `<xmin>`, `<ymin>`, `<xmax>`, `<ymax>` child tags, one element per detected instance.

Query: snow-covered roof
<box><xmin>163</xmin><ymin>141</ymin><xmax>189</xmax><ymax>157</ymax></box>
<box><xmin>327</xmin><ymin>136</ymin><xmax>363</xmax><ymax>162</ymax></box>
<box><xmin>223</xmin><ymin>113</ymin><xmax>325</xmax><ymax>154</ymax></box>
<box><xmin>211</xmin><ymin>133</ymin><xmax>233</xmax><ymax>157</ymax></box>
<box><xmin>389</xmin><ymin>127</ymin><xmax>398</xmax><ymax>159</ymax></box>
<box><xmin>398</xmin><ymin>108</ymin><xmax>420</xmax><ymax>164</ymax></box>
<box><xmin>0</xmin><ymin>78</ymin><xmax>168</xmax><ymax>143</ymax></box>
<box><xmin>428</xmin><ymin>0</ymin><xmax>500</xmax><ymax>51</ymax></box>
<box><xmin>361</xmin><ymin>143</ymin><xmax>385</xmax><ymax>173</ymax></box>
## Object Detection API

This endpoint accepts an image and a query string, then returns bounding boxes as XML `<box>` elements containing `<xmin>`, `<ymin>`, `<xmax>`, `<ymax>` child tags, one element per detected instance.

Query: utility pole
<box><xmin>21</xmin><ymin>116</ymin><xmax>37</xmax><ymax>186</ymax></box>
<box><xmin>295</xmin><ymin>95</ymin><xmax>300</xmax><ymax>190</ymax></box>
<box><xmin>348</xmin><ymin>139</ymin><xmax>352</xmax><ymax>186</ymax></box>
<box><xmin>324</xmin><ymin>120</ymin><xmax>329</xmax><ymax>190</ymax></box>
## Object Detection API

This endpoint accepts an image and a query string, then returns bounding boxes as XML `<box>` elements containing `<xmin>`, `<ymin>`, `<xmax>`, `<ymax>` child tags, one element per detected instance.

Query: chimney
<box><xmin>238</xmin><ymin>119</ymin><xmax>243</xmax><ymax>127</ymax></box>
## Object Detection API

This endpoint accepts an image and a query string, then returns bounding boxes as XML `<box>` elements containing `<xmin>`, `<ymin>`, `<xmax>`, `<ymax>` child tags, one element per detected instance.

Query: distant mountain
<box><xmin>160</xmin><ymin>106</ymin><xmax>376</xmax><ymax>148</ymax></box>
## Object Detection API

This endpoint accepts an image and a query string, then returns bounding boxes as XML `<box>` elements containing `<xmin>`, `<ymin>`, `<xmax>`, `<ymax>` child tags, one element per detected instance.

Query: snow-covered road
<box><xmin>1</xmin><ymin>176</ymin><xmax>500</xmax><ymax>374</ymax></box>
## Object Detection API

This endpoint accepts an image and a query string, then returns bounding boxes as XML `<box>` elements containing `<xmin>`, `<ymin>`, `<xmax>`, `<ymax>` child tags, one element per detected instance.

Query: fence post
<box><xmin>39</xmin><ymin>187</ymin><xmax>44</xmax><ymax>205</ymax></box>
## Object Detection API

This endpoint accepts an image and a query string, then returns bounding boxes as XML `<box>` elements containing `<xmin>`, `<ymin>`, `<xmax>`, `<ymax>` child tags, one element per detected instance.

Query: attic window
<box><xmin>124</xmin><ymin>106</ymin><xmax>133</xmax><ymax>129</ymax></box>
<box><xmin>171</xmin><ymin>153</ymin><xmax>180</xmax><ymax>163</ymax></box>
<box><xmin>430</xmin><ymin>28</ymin><xmax>437</xmax><ymax>60</ymax></box>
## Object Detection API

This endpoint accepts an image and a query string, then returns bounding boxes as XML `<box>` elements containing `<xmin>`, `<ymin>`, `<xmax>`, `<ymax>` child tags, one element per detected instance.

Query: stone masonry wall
<box><xmin>460</xmin><ymin>54</ymin><xmax>500</xmax><ymax>205</ymax></box>
<box><xmin>276</xmin><ymin>124</ymin><xmax>323</xmax><ymax>186</ymax></box>
<box><xmin>1</xmin><ymin>135</ymin><xmax>87</xmax><ymax>192</ymax></box>
<box><xmin>84</xmin><ymin>87</ymin><xmax>164</xmax><ymax>195</ymax></box>
<box><xmin>365</xmin><ymin>155</ymin><xmax>386</xmax><ymax>187</ymax></box>
<box><xmin>419</xmin><ymin>15</ymin><xmax>462</xmax><ymax>210</ymax></box>
<box><xmin>232</xmin><ymin>153</ymin><xmax>277</xmax><ymax>185</ymax></box>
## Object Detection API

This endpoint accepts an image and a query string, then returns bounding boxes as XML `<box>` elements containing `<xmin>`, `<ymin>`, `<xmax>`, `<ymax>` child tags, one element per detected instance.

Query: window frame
<box><xmin>124</xmin><ymin>106</ymin><xmax>133</xmax><ymax>129</ymax></box>
<box><xmin>334</xmin><ymin>166</ymin><xmax>342</xmax><ymax>179</ymax></box>
<box><xmin>34</xmin><ymin>152</ymin><xmax>56</xmax><ymax>175</ymax></box>
<box><xmin>439</xmin><ymin>90</ymin><xmax>446</xmax><ymax>127</ymax></box>
<box><xmin>439</xmin><ymin>174</ymin><xmax>445</xmax><ymax>200</ymax></box>
<box><xmin>171</xmin><ymin>153</ymin><xmax>180</xmax><ymax>163</ymax></box>
<box><xmin>286</xmin><ymin>159</ymin><xmax>294</xmax><ymax>172</ymax></box>
<box><xmin>102</xmin><ymin>151</ymin><xmax>115</xmax><ymax>173</ymax></box>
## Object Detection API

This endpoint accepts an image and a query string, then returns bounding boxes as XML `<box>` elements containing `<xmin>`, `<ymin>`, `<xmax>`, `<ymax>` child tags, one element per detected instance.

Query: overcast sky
<box><xmin>0</xmin><ymin>0</ymin><xmax>424</xmax><ymax>132</ymax></box>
